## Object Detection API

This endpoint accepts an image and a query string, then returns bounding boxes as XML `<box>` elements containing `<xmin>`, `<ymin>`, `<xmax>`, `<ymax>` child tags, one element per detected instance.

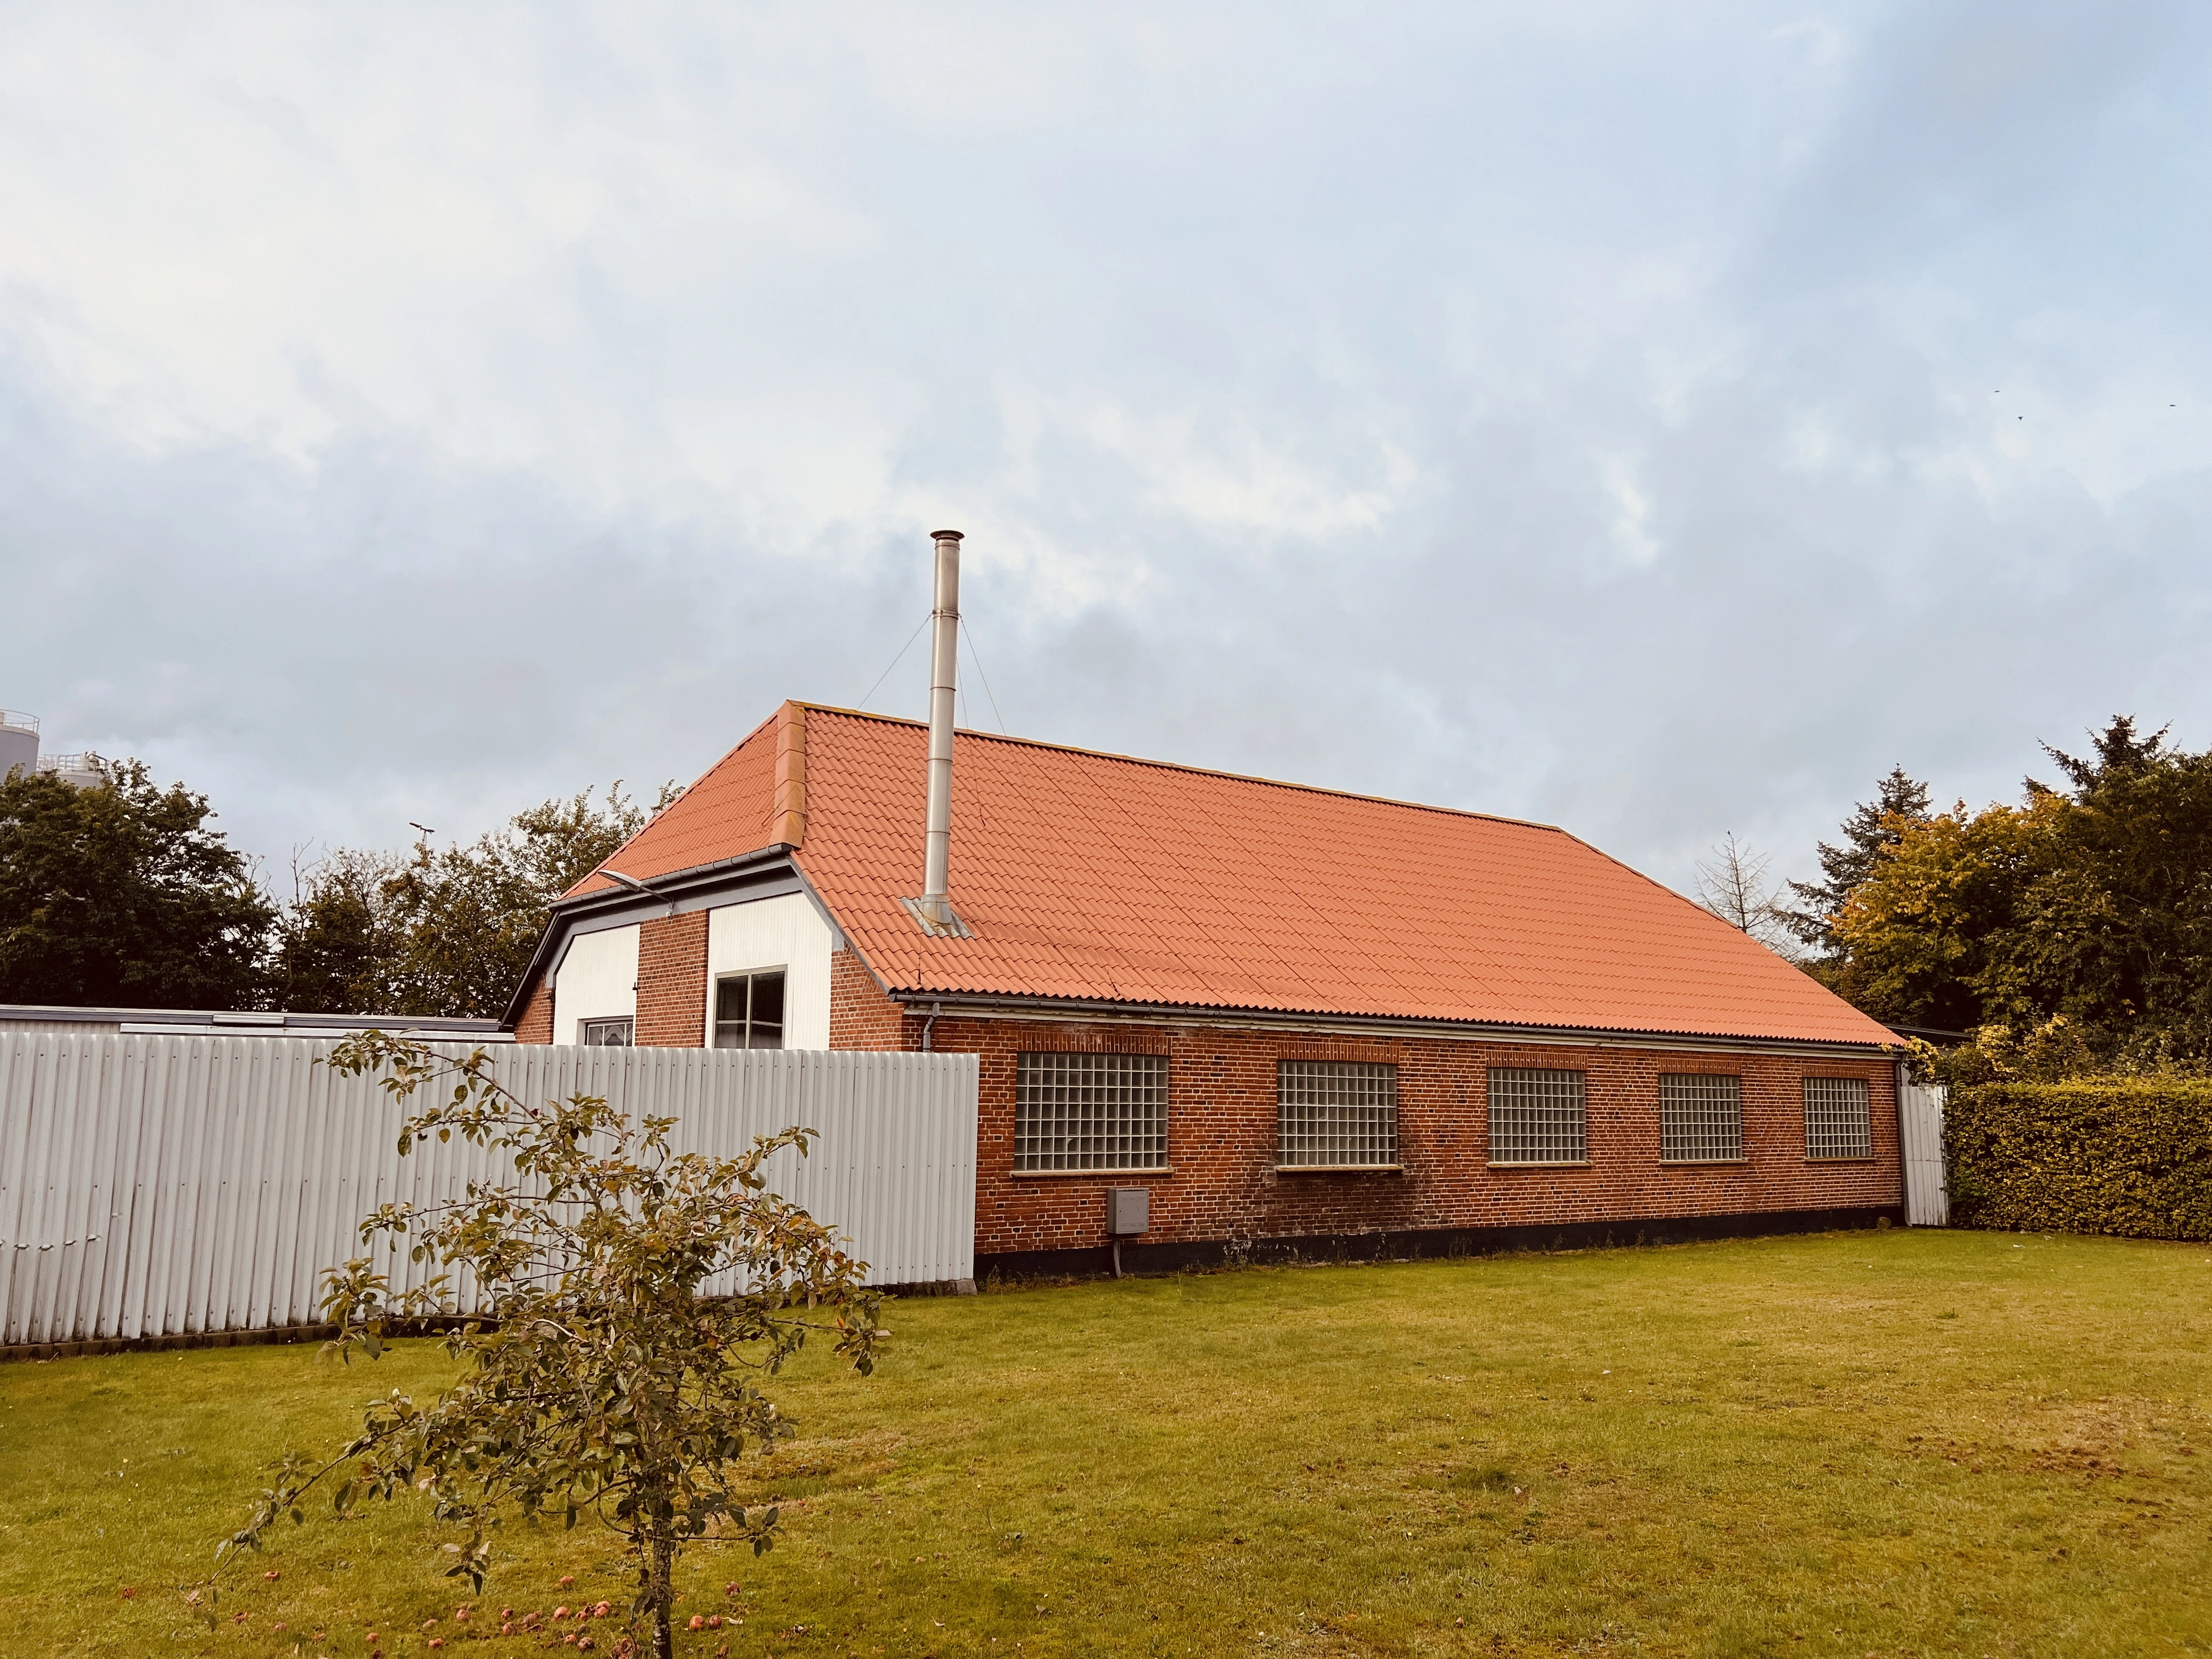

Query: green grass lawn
<box><xmin>3</xmin><ymin>1227</ymin><xmax>2209</xmax><ymax>1658</ymax></box>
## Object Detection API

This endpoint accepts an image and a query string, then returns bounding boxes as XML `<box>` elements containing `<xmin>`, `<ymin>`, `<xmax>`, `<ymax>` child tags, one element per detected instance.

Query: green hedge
<box><xmin>1946</xmin><ymin>1080</ymin><xmax>2212</xmax><ymax>1240</ymax></box>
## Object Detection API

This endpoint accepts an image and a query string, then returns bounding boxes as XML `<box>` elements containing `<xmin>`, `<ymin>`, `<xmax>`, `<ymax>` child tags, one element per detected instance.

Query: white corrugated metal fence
<box><xmin>1</xmin><ymin>1034</ymin><xmax>978</xmax><ymax>1347</ymax></box>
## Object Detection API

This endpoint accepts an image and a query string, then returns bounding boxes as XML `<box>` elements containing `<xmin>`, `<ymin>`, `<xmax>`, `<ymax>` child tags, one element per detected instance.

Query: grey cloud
<box><xmin>2</xmin><ymin>0</ymin><xmax>2208</xmax><ymax>911</ymax></box>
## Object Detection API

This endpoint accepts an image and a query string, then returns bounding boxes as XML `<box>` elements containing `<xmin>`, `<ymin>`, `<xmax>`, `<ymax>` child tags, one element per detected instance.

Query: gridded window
<box><xmin>1278</xmin><ymin>1060</ymin><xmax>1398</xmax><ymax>1168</ymax></box>
<box><xmin>1660</xmin><ymin>1074</ymin><xmax>1743</xmax><ymax>1162</ymax></box>
<box><xmin>1015</xmin><ymin>1052</ymin><xmax>1169</xmax><ymax>1172</ymax></box>
<box><xmin>1804</xmin><ymin>1076</ymin><xmax>1872</xmax><ymax>1159</ymax></box>
<box><xmin>579</xmin><ymin>1017</ymin><xmax>633</xmax><ymax>1047</ymax></box>
<box><xmin>1487</xmin><ymin>1068</ymin><xmax>1588</xmax><ymax>1164</ymax></box>
<box><xmin>713</xmin><ymin>969</ymin><xmax>786</xmax><ymax>1049</ymax></box>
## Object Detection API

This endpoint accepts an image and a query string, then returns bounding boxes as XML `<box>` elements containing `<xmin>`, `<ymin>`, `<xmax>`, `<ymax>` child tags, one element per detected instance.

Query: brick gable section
<box><xmin>828</xmin><ymin>949</ymin><xmax>910</xmax><ymax>1050</ymax></box>
<box><xmin>512</xmin><ymin>975</ymin><xmax>553</xmax><ymax>1043</ymax></box>
<box><xmin>635</xmin><ymin>911</ymin><xmax>709</xmax><ymax>1047</ymax></box>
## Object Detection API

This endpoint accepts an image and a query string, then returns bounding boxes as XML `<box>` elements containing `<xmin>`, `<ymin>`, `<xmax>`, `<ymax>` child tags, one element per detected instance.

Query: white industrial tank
<box><xmin>0</xmin><ymin>711</ymin><xmax>38</xmax><ymax>781</ymax></box>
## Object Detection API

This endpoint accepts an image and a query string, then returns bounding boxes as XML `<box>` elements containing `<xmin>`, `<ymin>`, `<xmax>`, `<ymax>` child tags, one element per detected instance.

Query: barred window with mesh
<box><xmin>1659</xmin><ymin>1074</ymin><xmax>1743</xmax><ymax>1162</ymax></box>
<box><xmin>1278</xmin><ymin>1060</ymin><xmax>1398</xmax><ymax>1168</ymax></box>
<box><xmin>1015</xmin><ymin>1052</ymin><xmax>1169</xmax><ymax>1172</ymax></box>
<box><xmin>1487</xmin><ymin>1068</ymin><xmax>1588</xmax><ymax>1164</ymax></box>
<box><xmin>1803</xmin><ymin>1076</ymin><xmax>1872</xmax><ymax>1159</ymax></box>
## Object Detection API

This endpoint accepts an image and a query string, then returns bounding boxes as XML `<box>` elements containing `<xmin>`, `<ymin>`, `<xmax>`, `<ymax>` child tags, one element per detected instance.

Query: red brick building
<box><xmin>508</xmin><ymin>699</ymin><xmax>1902</xmax><ymax>1277</ymax></box>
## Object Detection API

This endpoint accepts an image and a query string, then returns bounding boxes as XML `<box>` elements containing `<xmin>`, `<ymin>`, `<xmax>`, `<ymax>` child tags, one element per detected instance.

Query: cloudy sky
<box><xmin>4</xmin><ymin>1</ymin><xmax>2208</xmax><ymax>904</ymax></box>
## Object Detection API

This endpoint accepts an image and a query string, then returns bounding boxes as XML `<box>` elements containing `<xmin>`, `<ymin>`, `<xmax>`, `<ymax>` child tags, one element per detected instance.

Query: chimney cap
<box><xmin>929</xmin><ymin>528</ymin><xmax>964</xmax><ymax>542</ymax></box>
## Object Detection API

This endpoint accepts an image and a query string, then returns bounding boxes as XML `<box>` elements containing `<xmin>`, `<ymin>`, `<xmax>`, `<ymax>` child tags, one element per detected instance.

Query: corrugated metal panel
<box><xmin>1898</xmin><ymin>1064</ymin><xmax>1949</xmax><ymax>1227</ymax></box>
<box><xmin>0</xmin><ymin>1034</ymin><xmax>977</xmax><ymax>1346</ymax></box>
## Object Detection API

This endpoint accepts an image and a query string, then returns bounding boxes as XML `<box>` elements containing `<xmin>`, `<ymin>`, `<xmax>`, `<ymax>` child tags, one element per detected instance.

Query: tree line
<box><xmin>0</xmin><ymin>759</ymin><xmax>669</xmax><ymax>1016</ymax></box>
<box><xmin>1697</xmin><ymin>715</ymin><xmax>2212</xmax><ymax>1079</ymax></box>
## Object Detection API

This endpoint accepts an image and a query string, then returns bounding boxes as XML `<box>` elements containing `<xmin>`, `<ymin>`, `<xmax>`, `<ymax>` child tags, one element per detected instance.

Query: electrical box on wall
<box><xmin>1107</xmin><ymin>1187</ymin><xmax>1150</xmax><ymax>1235</ymax></box>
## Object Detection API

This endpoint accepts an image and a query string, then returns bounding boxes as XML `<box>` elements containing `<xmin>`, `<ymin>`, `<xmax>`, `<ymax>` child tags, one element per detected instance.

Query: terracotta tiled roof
<box><xmin>570</xmin><ymin>703</ymin><xmax>1895</xmax><ymax>1048</ymax></box>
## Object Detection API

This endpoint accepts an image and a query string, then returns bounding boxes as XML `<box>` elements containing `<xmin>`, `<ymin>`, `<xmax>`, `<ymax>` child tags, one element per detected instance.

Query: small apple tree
<box><xmin>218</xmin><ymin>1032</ymin><xmax>884</xmax><ymax>1659</ymax></box>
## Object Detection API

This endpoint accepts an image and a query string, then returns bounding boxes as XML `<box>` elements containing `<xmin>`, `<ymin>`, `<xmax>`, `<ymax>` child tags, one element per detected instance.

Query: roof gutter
<box><xmin>883</xmin><ymin>989</ymin><xmax>1898</xmax><ymax>1061</ymax></box>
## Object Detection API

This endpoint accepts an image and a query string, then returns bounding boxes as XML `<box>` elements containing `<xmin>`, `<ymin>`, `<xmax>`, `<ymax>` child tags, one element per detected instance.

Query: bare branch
<box><xmin>1695</xmin><ymin>832</ymin><xmax>1800</xmax><ymax>956</ymax></box>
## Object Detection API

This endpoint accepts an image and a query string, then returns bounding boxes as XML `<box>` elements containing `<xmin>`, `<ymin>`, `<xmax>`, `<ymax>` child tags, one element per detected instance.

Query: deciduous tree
<box><xmin>218</xmin><ymin>1034</ymin><xmax>882</xmax><ymax>1659</ymax></box>
<box><xmin>1693</xmin><ymin>832</ymin><xmax>1797</xmax><ymax>953</ymax></box>
<box><xmin>0</xmin><ymin>760</ymin><xmax>272</xmax><ymax>1008</ymax></box>
<box><xmin>270</xmin><ymin>782</ymin><xmax>672</xmax><ymax>1017</ymax></box>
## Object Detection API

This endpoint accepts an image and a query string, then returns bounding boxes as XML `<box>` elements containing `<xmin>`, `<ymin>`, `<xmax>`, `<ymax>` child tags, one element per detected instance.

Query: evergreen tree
<box><xmin>1784</xmin><ymin>765</ymin><xmax>1932</xmax><ymax>954</ymax></box>
<box><xmin>2039</xmin><ymin>713</ymin><xmax>2171</xmax><ymax>794</ymax></box>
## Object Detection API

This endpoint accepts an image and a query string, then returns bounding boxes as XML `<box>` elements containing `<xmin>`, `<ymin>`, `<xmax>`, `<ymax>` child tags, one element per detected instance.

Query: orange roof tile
<box><xmin>570</xmin><ymin>703</ymin><xmax>1895</xmax><ymax>1048</ymax></box>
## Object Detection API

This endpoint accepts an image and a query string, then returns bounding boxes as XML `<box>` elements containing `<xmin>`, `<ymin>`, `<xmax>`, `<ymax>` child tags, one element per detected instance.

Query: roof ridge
<box><xmin>792</xmin><ymin>700</ymin><xmax>1565</xmax><ymax>834</ymax></box>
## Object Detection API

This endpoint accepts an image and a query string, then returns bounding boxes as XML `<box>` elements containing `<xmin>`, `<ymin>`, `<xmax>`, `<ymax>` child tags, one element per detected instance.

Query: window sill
<box><xmin>1659</xmin><ymin>1158</ymin><xmax>1750</xmax><ymax>1167</ymax></box>
<box><xmin>1487</xmin><ymin>1160</ymin><xmax>1593</xmax><ymax>1170</ymax></box>
<box><xmin>1277</xmin><ymin>1164</ymin><xmax>1403</xmax><ymax>1173</ymax></box>
<box><xmin>1012</xmin><ymin>1167</ymin><xmax>1171</xmax><ymax>1178</ymax></box>
<box><xmin>1805</xmin><ymin>1155</ymin><xmax>1876</xmax><ymax>1163</ymax></box>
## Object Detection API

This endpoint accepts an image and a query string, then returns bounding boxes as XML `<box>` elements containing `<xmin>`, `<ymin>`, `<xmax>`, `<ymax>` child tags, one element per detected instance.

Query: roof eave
<box><xmin>881</xmin><ymin>988</ymin><xmax>1898</xmax><ymax>1059</ymax></box>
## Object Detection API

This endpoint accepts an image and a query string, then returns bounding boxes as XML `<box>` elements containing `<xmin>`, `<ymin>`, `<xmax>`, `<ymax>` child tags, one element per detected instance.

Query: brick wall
<box><xmin>827</xmin><ymin>995</ymin><xmax>1903</xmax><ymax>1270</ymax></box>
<box><xmin>513</xmin><ymin>974</ymin><xmax>553</xmax><ymax>1044</ymax></box>
<box><xmin>635</xmin><ymin>911</ymin><xmax>710</xmax><ymax>1047</ymax></box>
<box><xmin>828</xmin><ymin>949</ymin><xmax>911</xmax><ymax>1049</ymax></box>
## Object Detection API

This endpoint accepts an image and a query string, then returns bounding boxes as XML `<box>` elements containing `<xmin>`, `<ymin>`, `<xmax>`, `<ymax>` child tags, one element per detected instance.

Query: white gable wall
<box><xmin>550</xmin><ymin>923</ymin><xmax>639</xmax><ymax>1045</ymax></box>
<box><xmin>706</xmin><ymin>892</ymin><xmax>836</xmax><ymax>1049</ymax></box>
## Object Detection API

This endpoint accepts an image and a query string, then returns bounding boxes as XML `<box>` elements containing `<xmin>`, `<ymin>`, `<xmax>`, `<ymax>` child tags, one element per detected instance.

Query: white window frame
<box><xmin>1014</xmin><ymin>1052</ymin><xmax>1169</xmax><ymax>1173</ymax></box>
<box><xmin>579</xmin><ymin>1017</ymin><xmax>634</xmax><ymax>1047</ymax></box>
<box><xmin>1659</xmin><ymin>1073</ymin><xmax>1744</xmax><ymax>1163</ymax></box>
<box><xmin>1278</xmin><ymin>1060</ymin><xmax>1400</xmax><ymax>1170</ymax></box>
<box><xmin>1487</xmin><ymin>1068</ymin><xmax>1588</xmax><ymax>1165</ymax></box>
<box><xmin>1804</xmin><ymin>1076</ymin><xmax>1872</xmax><ymax>1160</ymax></box>
<box><xmin>712</xmin><ymin>967</ymin><xmax>788</xmax><ymax>1051</ymax></box>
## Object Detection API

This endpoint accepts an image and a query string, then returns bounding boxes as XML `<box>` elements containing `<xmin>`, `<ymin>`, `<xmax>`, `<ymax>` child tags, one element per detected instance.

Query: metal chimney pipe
<box><xmin>919</xmin><ymin>529</ymin><xmax>962</xmax><ymax>928</ymax></box>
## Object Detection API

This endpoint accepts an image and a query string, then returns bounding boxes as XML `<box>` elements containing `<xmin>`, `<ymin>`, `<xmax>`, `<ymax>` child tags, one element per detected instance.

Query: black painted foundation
<box><xmin>976</xmin><ymin>1204</ymin><xmax>1907</xmax><ymax>1283</ymax></box>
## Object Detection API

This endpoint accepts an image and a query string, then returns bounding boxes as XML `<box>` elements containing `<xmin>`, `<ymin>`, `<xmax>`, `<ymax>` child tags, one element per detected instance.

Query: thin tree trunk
<box><xmin>649</xmin><ymin>1525</ymin><xmax>676</xmax><ymax>1659</ymax></box>
<box><xmin>634</xmin><ymin>1516</ymin><xmax>678</xmax><ymax>1659</ymax></box>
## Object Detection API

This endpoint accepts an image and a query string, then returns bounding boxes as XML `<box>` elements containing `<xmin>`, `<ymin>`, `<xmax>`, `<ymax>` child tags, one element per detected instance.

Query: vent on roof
<box><xmin>905</xmin><ymin>529</ymin><xmax>972</xmax><ymax>938</ymax></box>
